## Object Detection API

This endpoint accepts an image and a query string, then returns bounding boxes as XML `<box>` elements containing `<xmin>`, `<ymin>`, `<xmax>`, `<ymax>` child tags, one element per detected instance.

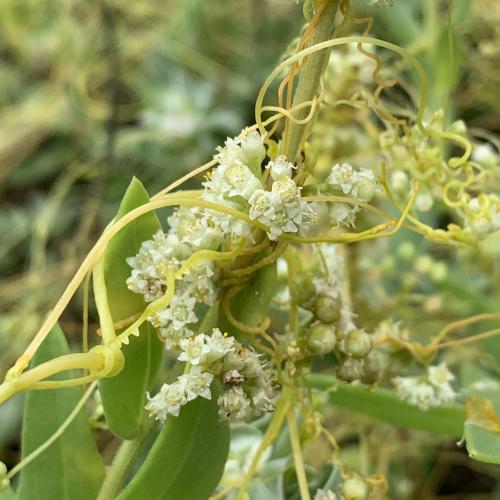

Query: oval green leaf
<box><xmin>219</xmin><ymin>260</ymin><xmax>277</xmax><ymax>338</ymax></box>
<box><xmin>18</xmin><ymin>325</ymin><xmax>104</xmax><ymax>500</ymax></box>
<box><xmin>99</xmin><ymin>177</ymin><xmax>164</xmax><ymax>439</ymax></box>
<box><xmin>118</xmin><ymin>383</ymin><xmax>230</xmax><ymax>500</ymax></box>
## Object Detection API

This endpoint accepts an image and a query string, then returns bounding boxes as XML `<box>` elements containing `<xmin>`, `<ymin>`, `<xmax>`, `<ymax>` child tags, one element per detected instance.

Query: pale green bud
<box><xmin>294</xmin><ymin>275</ymin><xmax>317</xmax><ymax>309</ymax></box>
<box><xmin>313</xmin><ymin>296</ymin><xmax>340</xmax><ymax>324</ymax></box>
<box><xmin>390</xmin><ymin>170</ymin><xmax>409</xmax><ymax>194</ymax></box>
<box><xmin>307</xmin><ymin>323</ymin><xmax>337</xmax><ymax>355</ymax></box>
<box><xmin>344</xmin><ymin>329</ymin><xmax>372</xmax><ymax>359</ymax></box>
<box><xmin>336</xmin><ymin>358</ymin><xmax>364</xmax><ymax>382</ymax></box>
<box><xmin>341</xmin><ymin>477</ymin><xmax>370</xmax><ymax>500</ymax></box>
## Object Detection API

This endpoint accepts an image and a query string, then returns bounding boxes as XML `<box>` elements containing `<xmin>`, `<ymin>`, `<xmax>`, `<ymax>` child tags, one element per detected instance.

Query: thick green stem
<box><xmin>96</xmin><ymin>420</ymin><xmax>153</xmax><ymax>500</ymax></box>
<box><xmin>283</xmin><ymin>0</ymin><xmax>339</xmax><ymax>162</ymax></box>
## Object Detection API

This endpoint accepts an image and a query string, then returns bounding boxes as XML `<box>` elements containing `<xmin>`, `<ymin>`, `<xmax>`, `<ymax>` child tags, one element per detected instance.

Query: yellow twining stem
<box><xmin>93</xmin><ymin>256</ymin><xmax>116</xmax><ymax>345</ymax></box>
<box><xmin>4</xmin><ymin>195</ymin><xmax>265</xmax><ymax>382</ymax></box>
<box><xmin>0</xmin><ymin>347</ymin><xmax>116</xmax><ymax>405</ymax></box>
<box><xmin>255</xmin><ymin>36</ymin><xmax>472</xmax><ymax>167</ymax></box>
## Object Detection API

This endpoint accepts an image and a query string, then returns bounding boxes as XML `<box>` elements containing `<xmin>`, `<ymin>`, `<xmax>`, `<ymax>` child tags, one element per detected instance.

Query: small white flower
<box><xmin>393</xmin><ymin>363</ymin><xmax>457</xmax><ymax>410</ymax></box>
<box><xmin>156</xmin><ymin>292</ymin><xmax>198</xmax><ymax>331</ymax></box>
<box><xmin>214</xmin><ymin>137</ymin><xmax>244</xmax><ymax>167</ymax></box>
<box><xmin>218</xmin><ymin>386</ymin><xmax>251</xmax><ymax>421</ymax></box>
<box><xmin>145</xmin><ymin>380</ymin><xmax>188</xmax><ymax>422</ymax></box>
<box><xmin>248</xmin><ymin>185</ymin><xmax>315</xmax><ymax>241</ymax></box>
<box><xmin>178</xmin><ymin>366</ymin><xmax>213</xmax><ymax>401</ymax></box>
<box><xmin>249</xmin><ymin>386</ymin><xmax>276</xmax><ymax>415</ymax></box>
<box><xmin>239</xmin><ymin>130</ymin><xmax>266</xmax><ymax>170</ymax></box>
<box><xmin>427</xmin><ymin>362</ymin><xmax>454</xmax><ymax>386</ymax></box>
<box><xmin>178</xmin><ymin>335</ymin><xmax>210</xmax><ymax>365</ymax></box>
<box><xmin>158</xmin><ymin>325</ymin><xmax>188</xmax><ymax>350</ymax></box>
<box><xmin>272</xmin><ymin>177</ymin><xmax>300</xmax><ymax>203</ymax></box>
<box><xmin>202</xmin><ymin>328</ymin><xmax>235</xmax><ymax>364</ymax></box>
<box><xmin>327</xmin><ymin>163</ymin><xmax>377</xmax><ymax>202</ymax></box>
<box><xmin>329</xmin><ymin>202</ymin><xmax>359</xmax><ymax>227</ymax></box>
<box><xmin>168</xmin><ymin>207</ymin><xmax>223</xmax><ymax>251</ymax></box>
<box><xmin>267</xmin><ymin>156</ymin><xmax>295</xmax><ymax>180</ymax></box>
<box><xmin>472</xmin><ymin>142</ymin><xmax>497</xmax><ymax>166</ymax></box>
<box><xmin>203</xmin><ymin>162</ymin><xmax>261</xmax><ymax>202</ymax></box>
<box><xmin>328</xmin><ymin>163</ymin><xmax>357</xmax><ymax>194</ymax></box>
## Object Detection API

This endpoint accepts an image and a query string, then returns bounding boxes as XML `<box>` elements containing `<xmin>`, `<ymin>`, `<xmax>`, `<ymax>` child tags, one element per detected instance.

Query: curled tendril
<box><xmin>254</xmin><ymin>36</ymin><xmax>472</xmax><ymax>169</ymax></box>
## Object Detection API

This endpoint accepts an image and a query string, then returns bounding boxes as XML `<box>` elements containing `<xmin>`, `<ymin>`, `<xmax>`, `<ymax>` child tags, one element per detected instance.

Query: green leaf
<box><xmin>219</xmin><ymin>260</ymin><xmax>277</xmax><ymax>337</ymax></box>
<box><xmin>18</xmin><ymin>326</ymin><xmax>104</xmax><ymax>500</ymax></box>
<box><xmin>307</xmin><ymin>374</ymin><xmax>465</xmax><ymax>437</ymax></box>
<box><xmin>462</xmin><ymin>364</ymin><xmax>500</xmax><ymax>464</ymax></box>
<box><xmin>0</xmin><ymin>487</ymin><xmax>16</xmax><ymax>500</ymax></box>
<box><xmin>104</xmin><ymin>176</ymin><xmax>161</xmax><ymax>320</ymax></box>
<box><xmin>99</xmin><ymin>177</ymin><xmax>164</xmax><ymax>439</ymax></box>
<box><xmin>118</xmin><ymin>383</ymin><xmax>230</xmax><ymax>500</ymax></box>
<box><xmin>99</xmin><ymin>323</ymin><xmax>163</xmax><ymax>439</ymax></box>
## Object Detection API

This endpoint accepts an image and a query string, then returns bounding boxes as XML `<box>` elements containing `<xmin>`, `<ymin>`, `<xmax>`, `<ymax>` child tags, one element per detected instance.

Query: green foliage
<box><xmin>18</xmin><ymin>325</ymin><xmax>104</xmax><ymax>500</ymax></box>
<box><xmin>308</xmin><ymin>374</ymin><xmax>465</xmax><ymax>437</ymax></box>
<box><xmin>99</xmin><ymin>178</ymin><xmax>163</xmax><ymax>439</ymax></box>
<box><xmin>118</xmin><ymin>383</ymin><xmax>230</xmax><ymax>500</ymax></box>
<box><xmin>462</xmin><ymin>364</ymin><xmax>500</xmax><ymax>464</ymax></box>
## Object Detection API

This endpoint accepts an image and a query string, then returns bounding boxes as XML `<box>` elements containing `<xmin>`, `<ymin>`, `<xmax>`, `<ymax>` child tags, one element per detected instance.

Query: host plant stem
<box><xmin>283</xmin><ymin>0</ymin><xmax>340</xmax><ymax>162</ymax></box>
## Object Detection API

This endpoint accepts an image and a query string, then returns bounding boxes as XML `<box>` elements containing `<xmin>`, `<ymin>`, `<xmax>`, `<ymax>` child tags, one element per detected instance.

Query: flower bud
<box><xmin>363</xmin><ymin>349</ymin><xmax>390</xmax><ymax>383</ymax></box>
<box><xmin>390</xmin><ymin>170</ymin><xmax>409</xmax><ymax>194</ymax></box>
<box><xmin>336</xmin><ymin>358</ymin><xmax>364</xmax><ymax>382</ymax></box>
<box><xmin>307</xmin><ymin>323</ymin><xmax>337</xmax><ymax>355</ymax></box>
<box><xmin>355</xmin><ymin>176</ymin><xmax>376</xmax><ymax>202</ymax></box>
<box><xmin>344</xmin><ymin>329</ymin><xmax>372</xmax><ymax>359</ymax></box>
<box><xmin>313</xmin><ymin>296</ymin><xmax>340</xmax><ymax>324</ymax></box>
<box><xmin>240</xmin><ymin>131</ymin><xmax>266</xmax><ymax>172</ymax></box>
<box><xmin>341</xmin><ymin>477</ymin><xmax>370</xmax><ymax>500</ymax></box>
<box><xmin>415</xmin><ymin>191</ymin><xmax>434</xmax><ymax>212</ymax></box>
<box><xmin>294</xmin><ymin>276</ymin><xmax>317</xmax><ymax>309</ymax></box>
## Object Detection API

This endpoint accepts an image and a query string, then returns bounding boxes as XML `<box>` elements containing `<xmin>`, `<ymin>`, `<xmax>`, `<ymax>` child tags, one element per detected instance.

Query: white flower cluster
<box><xmin>145</xmin><ymin>329</ymin><xmax>275</xmax><ymax>423</ymax></box>
<box><xmin>326</xmin><ymin>163</ymin><xmax>378</xmax><ymax>227</ymax></box>
<box><xmin>218</xmin><ymin>343</ymin><xmax>276</xmax><ymax>421</ymax></box>
<box><xmin>392</xmin><ymin>362</ymin><xmax>457</xmax><ymax>410</ymax></box>
<box><xmin>145</xmin><ymin>329</ymin><xmax>233</xmax><ymax>422</ymax></box>
<box><xmin>127</xmin><ymin>131</ymin><xmax>318</xmax><ymax>346</ymax></box>
<box><xmin>248</xmin><ymin>156</ymin><xmax>317</xmax><ymax>240</ymax></box>
<box><xmin>327</xmin><ymin>163</ymin><xmax>377</xmax><ymax>201</ymax></box>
